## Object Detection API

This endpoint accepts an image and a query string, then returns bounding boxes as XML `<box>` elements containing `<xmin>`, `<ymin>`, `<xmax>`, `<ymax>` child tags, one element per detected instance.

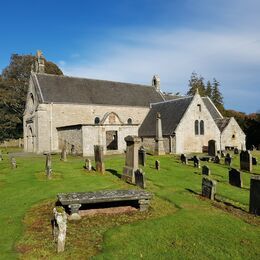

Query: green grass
<box><xmin>0</xmin><ymin>150</ymin><xmax>259</xmax><ymax>259</ymax></box>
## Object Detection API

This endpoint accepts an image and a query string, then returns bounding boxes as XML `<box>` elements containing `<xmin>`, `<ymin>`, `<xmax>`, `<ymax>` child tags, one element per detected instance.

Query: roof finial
<box><xmin>195</xmin><ymin>88</ymin><xmax>199</xmax><ymax>95</ymax></box>
<box><xmin>34</xmin><ymin>50</ymin><xmax>45</xmax><ymax>73</ymax></box>
<box><xmin>152</xmin><ymin>75</ymin><xmax>160</xmax><ymax>92</ymax></box>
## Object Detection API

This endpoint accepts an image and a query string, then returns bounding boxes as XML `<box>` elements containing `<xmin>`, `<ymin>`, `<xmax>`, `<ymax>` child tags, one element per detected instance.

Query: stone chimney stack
<box><xmin>152</xmin><ymin>75</ymin><xmax>160</xmax><ymax>92</ymax></box>
<box><xmin>35</xmin><ymin>50</ymin><xmax>45</xmax><ymax>73</ymax></box>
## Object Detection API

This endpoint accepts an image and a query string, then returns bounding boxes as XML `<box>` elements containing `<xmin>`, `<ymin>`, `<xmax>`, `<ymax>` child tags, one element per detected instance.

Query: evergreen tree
<box><xmin>205</xmin><ymin>80</ymin><xmax>212</xmax><ymax>98</ymax></box>
<box><xmin>211</xmin><ymin>78</ymin><xmax>224</xmax><ymax>113</ymax></box>
<box><xmin>187</xmin><ymin>72</ymin><xmax>206</xmax><ymax>96</ymax></box>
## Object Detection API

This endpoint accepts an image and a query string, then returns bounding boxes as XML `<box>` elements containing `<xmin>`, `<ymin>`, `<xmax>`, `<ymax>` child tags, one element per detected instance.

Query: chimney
<box><xmin>152</xmin><ymin>75</ymin><xmax>160</xmax><ymax>92</ymax></box>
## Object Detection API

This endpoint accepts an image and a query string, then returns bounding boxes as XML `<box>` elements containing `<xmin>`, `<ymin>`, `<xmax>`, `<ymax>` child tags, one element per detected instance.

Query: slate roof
<box><xmin>202</xmin><ymin>97</ymin><xmax>223</xmax><ymax>120</ymax></box>
<box><xmin>215</xmin><ymin>118</ymin><xmax>231</xmax><ymax>132</ymax></box>
<box><xmin>139</xmin><ymin>96</ymin><xmax>193</xmax><ymax>137</ymax></box>
<box><xmin>33</xmin><ymin>73</ymin><xmax>164</xmax><ymax>107</ymax></box>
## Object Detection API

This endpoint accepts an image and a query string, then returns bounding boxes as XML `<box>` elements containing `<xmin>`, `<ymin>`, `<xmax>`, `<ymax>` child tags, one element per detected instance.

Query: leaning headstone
<box><xmin>208</xmin><ymin>140</ymin><xmax>217</xmax><ymax>156</ymax></box>
<box><xmin>249</xmin><ymin>175</ymin><xmax>260</xmax><ymax>216</ymax></box>
<box><xmin>138</xmin><ymin>147</ymin><xmax>146</xmax><ymax>166</ymax></box>
<box><xmin>234</xmin><ymin>148</ymin><xmax>239</xmax><ymax>154</ymax></box>
<box><xmin>225</xmin><ymin>153</ymin><xmax>232</xmax><ymax>166</ymax></box>
<box><xmin>202</xmin><ymin>165</ymin><xmax>210</xmax><ymax>176</ymax></box>
<box><xmin>229</xmin><ymin>168</ymin><xmax>243</xmax><ymax>188</ymax></box>
<box><xmin>122</xmin><ymin>136</ymin><xmax>141</xmax><ymax>183</ymax></box>
<box><xmin>135</xmin><ymin>169</ymin><xmax>146</xmax><ymax>189</ymax></box>
<box><xmin>193</xmin><ymin>156</ymin><xmax>200</xmax><ymax>168</ymax></box>
<box><xmin>180</xmin><ymin>154</ymin><xmax>188</xmax><ymax>164</ymax></box>
<box><xmin>155</xmin><ymin>160</ymin><xmax>160</xmax><ymax>170</ymax></box>
<box><xmin>11</xmin><ymin>157</ymin><xmax>17</xmax><ymax>169</ymax></box>
<box><xmin>94</xmin><ymin>145</ymin><xmax>105</xmax><ymax>173</ymax></box>
<box><xmin>214</xmin><ymin>155</ymin><xmax>220</xmax><ymax>164</ymax></box>
<box><xmin>202</xmin><ymin>177</ymin><xmax>217</xmax><ymax>200</ymax></box>
<box><xmin>53</xmin><ymin>207</ymin><xmax>67</xmax><ymax>253</ymax></box>
<box><xmin>240</xmin><ymin>150</ymin><xmax>252</xmax><ymax>172</ymax></box>
<box><xmin>252</xmin><ymin>157</ymin><xmax>257</xmax><ymax>166</ymax></box>
<box><xmin>45</xmin><ymin>153</ymin><xmax>52</xmax><ymax>179</ymax></box>
<box><xmin>154</xmin><ymin>112</ymin><xmax>165</xmax><ymax>155</ymax></box>
<box><xmin>84</xmin><ymin>158</ymin><xmax>92</xmax><ymax>171</ymax></box>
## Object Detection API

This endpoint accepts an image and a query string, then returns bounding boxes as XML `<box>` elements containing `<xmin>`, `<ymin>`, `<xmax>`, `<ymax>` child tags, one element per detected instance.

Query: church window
<box><xmin>197</xmin><ymin>104</ymin><xmax>201</xmax><ymax>112</ymax></box>
<box><xmin>200</xmin><ymin>120</ymin><xmax>204</xmax><ymax>135</ymax></box>
<box><xmin>127</xmin><ymin>118</ymin><xmax>132</xmax><ymax>124</ymax></box>
<box><xmin>94</xmin><ymin>117</ymin><xmax>100</xmax><ymax>124</ymax></box>
<box><xmin>195</xmin><ymin>120</ymin><xmax>199</xmax><ymax>135</ymax></box>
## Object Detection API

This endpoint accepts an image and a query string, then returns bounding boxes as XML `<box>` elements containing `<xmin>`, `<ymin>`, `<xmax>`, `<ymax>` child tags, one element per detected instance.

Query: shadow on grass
<box><xmin>106</xmin><ymin>169</ymin><xmax>121</xmax><ymax>179</ymax></box>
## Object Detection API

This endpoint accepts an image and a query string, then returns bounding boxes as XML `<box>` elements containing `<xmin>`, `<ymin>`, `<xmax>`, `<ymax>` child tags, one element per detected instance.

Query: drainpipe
<box><xmin>50</xmin><ymin>103</ymin><xmax>53</xmax><ymax>152</ymax></box>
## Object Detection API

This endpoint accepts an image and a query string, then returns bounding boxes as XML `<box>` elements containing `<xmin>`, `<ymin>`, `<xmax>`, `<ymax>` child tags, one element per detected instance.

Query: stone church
<box><xmin>23</xmin><ymin>52</ymin><xmax>245</xmax><ymax>156</ymax></box>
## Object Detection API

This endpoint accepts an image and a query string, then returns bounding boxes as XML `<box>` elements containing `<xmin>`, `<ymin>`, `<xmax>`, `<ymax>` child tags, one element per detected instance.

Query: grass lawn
<box><xmin>0</xmin><ymin>149</ymin><xmax>259</xmax><ymax>259</ymax></box>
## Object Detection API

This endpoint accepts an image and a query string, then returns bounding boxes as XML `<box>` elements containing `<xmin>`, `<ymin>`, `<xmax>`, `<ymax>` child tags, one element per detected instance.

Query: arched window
<box><xmin>94</xmin><ymin>117</ymin><xmax>100</xmax><ymax>124</ymax></box>
<box><xmin>127</xmin><ymin>118</ymin><xmax>132</xmax><ymax>124</ymax></box>
<box><xmin>195</xmin><ymin>120</ymin><xmax>199</xmax><ymax>135</ymax></box>
<box><xmin>200</xmin><ymin>120</ymin><xmax>204</xmax><ymax>135</ymax></box>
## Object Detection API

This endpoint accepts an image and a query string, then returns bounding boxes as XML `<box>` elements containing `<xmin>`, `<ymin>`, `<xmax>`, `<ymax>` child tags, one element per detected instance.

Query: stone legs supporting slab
<box><xmin>68</xmin><ymin>203</ymin><xmax>82</xmax><ymax>220</ymax></box>
<box><xmin>138</xmin><ymin>199</ymin><xmax>150</xmax><ymax>211</ymax></box>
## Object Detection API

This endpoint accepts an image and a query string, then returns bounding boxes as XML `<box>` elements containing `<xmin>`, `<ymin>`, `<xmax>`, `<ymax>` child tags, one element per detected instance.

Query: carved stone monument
<box><xmin>202</xmin><ymin>165</ymin><xmax>210</xmax><ymax>176</ymax></box>
<box><xmin>11</xmin><ymin>157</ymin><xmax>17</xmax><ymax>169</ymax></box>
<box><xmin>240</xmin><ymin>150</ymin><xmax>252</xmax><ymax>172</ymax></box>
<box><xmin>202</xmin><ymin>177</ymin><xmax>217</xmax><ymax>200</ymax></box>
<box><xmin>138</xmin><ymin>146</ymin><xmax>146</xmax><ymax>166</ymax></box>
<box><xmin>84</xmin><ymin>158</ymin><xmax>92</xmax><ymax>171</ymax></box>
<box><xmin>135</xmin><ymin>169</ymin><xmax>146</xmax><ymax>189</ymax></box>
<box><xmin>208</xmin><ymin>140</ymin><xmax>217</xmax><ymax>156</ymax></box>
<box><xmin>60</xmin><ymin>143</ymin><xmax>67</xmax><ymax>162</ymax></box>
<box><xmin>45</xmin><ymin>153</ymin><xmax>52</xmax><ymax>179</ymax></box>
<box><xmin>249</xmin><ymin>175</ymin><xmax>260</xmax><ymax>216</ymax></box>
<box><xmin>94</xmin><ymin>145</ymin><xmax>105</xmax><ymax>173</ymax></box>
<box><xmin>229</xmin><ymin>168</ymin><xmax>243</xmax><ymax>188</ymax></box>
<box><xmin>154</xmin><ymin>112</ymin><xmax>165</xmax><ymax>155</ymax></box>
<box><xmin>122</xmin><ymin>136</ymin><xmax>141</xmax><ymax>183</ymax></box>
<box><xmin>53</xmin><ymin>207</ymin><xmax>67</xmax><ymax>253</ymax></box>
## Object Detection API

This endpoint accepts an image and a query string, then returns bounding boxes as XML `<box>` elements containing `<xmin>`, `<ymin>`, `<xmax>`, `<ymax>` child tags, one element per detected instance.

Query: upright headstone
<box><xmin>122</xmin><ymin>136</ymin><xmax>141</xmax><ymax>183</ymax></box>
<box><xmin>180</xmin><ymin>154</ymin><xmax>188</xmax><ymax>165</ymax></box>
<box><xmin>94</xmin><ymin>145</ymin><xmax>105</xmax><ymax>173</ymax></box>
<box><xmin>208</xmin><ymin>140</ymin><xmax>217</xmax><ymax>156</ymax></box>
<box><xmin>45</xmin><ymin>153</ymin><xmax>52</xmax><ymax>179</ymax></box>
<box><xmin>11</xmin><ymin>157</ymin><xmax>17</xmax><ymax>169</ymax></box>
<box><xmin>138</xmin><ymin>146</ymin><xmax>146</xmax><ymax>166</ymax></box>
<box><xmin>155</xmin><ymin>160</ymin><xmax>160</xmax><ymax>170</ymax></box>
<box><xmin>229</xmin><ymin>168</ymin><xmax>243</xmax><ymax>188</ymax></box>
<box><xmin>84</xmin><ymin>158</ymin><xmax>92</xmax><ymax>171</ymax></box>
<box><xmin>225</xmin><ymin>153</ymin><xmax>232</xmax><ymax>166</ymax></box>
<box><xmin>234</xmin><ymin>148</ymin><xmax>239</xmax><ymax>154</ymax></box>
<box><xmin>214</xmin><ymin>155</ymin><xmax>220</xmax><ymax>164</ymax></box>
<box><xmin>202</xmin><ymin>177</ymin><xmax>217</xmax><ymax>200</ymax></box>
<box><xmin>135</xmin><ymin>169</ymin><xmax>146</xmax><ymax>189</ymax></box>
<box><xmin>60</xmin><ymin>142</ymin><xmax>67</xmax><ymax>162</ymax></box>
<box><xmin>240</xmin><ymin>150</ymin><xmax>252</xmax><ymax>172</ymax></box>
<box><xmin>154</xmin><ymin>112</ymin><xmax>165</xmax><ymax>155</ymax></box>
<box><xmin>193</xmin><ymin>156</ymin><xmax>200</xmax><ymax>168</ymax></box>
<box><xmin>202</xmin><ymin>165</ymin><xmax>210</xmax><ymax>176</ymax></box>
<box><xmin>53</xmin><ymin>207</ymin><xmax>67</xmax><ymax>253</ymax></box>
<box><xmin>252</xmin><ymin>157</ymin><xmax>257</xmax><ymax>166</ymax></box>
<box><xmin>249</xmin><ymin>175</ymin><xmax>260</xmax><ymax>216</ymax></box>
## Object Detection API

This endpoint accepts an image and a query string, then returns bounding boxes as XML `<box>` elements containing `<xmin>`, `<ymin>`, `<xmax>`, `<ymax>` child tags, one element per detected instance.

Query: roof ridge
<box><xmin>150</xmin><ymin>95</ymin><xmax>193</xmax><ymax>106</ymax></box>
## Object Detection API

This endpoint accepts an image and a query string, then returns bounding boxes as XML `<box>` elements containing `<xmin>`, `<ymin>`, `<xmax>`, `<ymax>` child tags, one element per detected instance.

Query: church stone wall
<box><xmin>175</xmin><ymin>94</ymin><xmax>221</xmax><ymax>154</ymax></box>
<box><xmin>220</xmin><ymin>117</ymin><xmax>246</xmax><ymax>150</ymax></box>
<box><xmin>141</xmin><ymin>137</ymin><xmax>170</xmax><ymax>154</ymax></box>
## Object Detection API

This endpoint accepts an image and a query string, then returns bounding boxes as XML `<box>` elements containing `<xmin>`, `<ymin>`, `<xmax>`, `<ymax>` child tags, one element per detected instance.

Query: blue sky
<box><xmin>0</xmin><ymin>0</ymin><xmax>259</xmax><ymax>113</ymax></box>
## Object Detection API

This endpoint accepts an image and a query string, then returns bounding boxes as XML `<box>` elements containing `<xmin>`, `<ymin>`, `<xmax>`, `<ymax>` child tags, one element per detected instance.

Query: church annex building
<box><xmin>23</xmin><ymin>53</ymin><xmax>245</xmax><ymax>156</ymax></box>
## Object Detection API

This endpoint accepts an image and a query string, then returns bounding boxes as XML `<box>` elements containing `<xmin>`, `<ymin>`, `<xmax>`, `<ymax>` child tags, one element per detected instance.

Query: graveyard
<box><xmin>0</xmin><ymin>148</ymin><xmax>260</xmax><ymax>259</ymax></box>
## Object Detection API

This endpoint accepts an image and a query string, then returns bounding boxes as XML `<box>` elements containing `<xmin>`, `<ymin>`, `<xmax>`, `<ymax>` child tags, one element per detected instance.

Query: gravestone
<box><xmin>53</xmin><ymin>207</ymin><xmax>67</xmax><ymax>253</ymax></box>
<box><xmin>138</xmin><ymin>147</ymin><xmax>146</xmax><ymax>166</ymax></box>
<box><xmin>229</xmin><ymin>168</ymin><xmax>243</xmax><ymax>188</ymax></box>
<box><xmin>221</xmin><ymin>151</ymin><xmax>226</xmax><ymax>158</ymax></box>
<box><xmin>202</xmin><ymin>177</ymin><xmax>217</xmax><ymax>200</ymax></box>
<box><xmin>60</xmin><ymin>146</ymin><xmax>67</xmax><ymax>162</ymax></box>
<box><xmin>208</xmin><ymin>140</ymin><xmax>217</xmax><ymax>156</ymax></box>
<box><xmin>240</xmin><ymin>150</ymin><xmax>252</xmax><ymax>172</ymax></box>
<box><xmin>234</xmin><ymin>148</ymin><xmax>239</xmax><ymax>154</ymax></box>
<box><xmin>11</xmin><ymin>157</ymin><xmax>17</xmax><ymax>169</ymax></box>
<box><xmin>202</xmin><ymin>165</ymin><xmax>210</xmax><ymax>176</ymax></box>
<box><xmin>154</xmin><ymin>112</ymin><xmax>165</xmax><ymax>155</ymax></box>
<box><xmin>225</xmin><ymin>153</ymin><xmax>232</xmax><ymax>166</ymax></box>
<box><xmin>180</xmin><ymin>154</ymin><xmax>188</xmax><ymax>164</ymax></box>
<box><xmin>45</xmin><ymin>153</ymin><xmax>52</xmax><ymax>179</ymax></box>
<box><xmin>155</xmin><ymin>160</ymin><xmax>160</xmax><ymax>170</ymax></box>
<box><xmin>0</xmin><ymin>150</ymin><xmax>3</xmax><ymax>161</ymax></box>
<box><xmin>193</xmin><ymin>156</ymin><xmax>200</xmax><ymax>168</ymax></box>
<box><xmin>214</xmin><ymin>155</ymin><xmax>220</xmax><ymax>164</ymax></box>
<box><xmin>84</xmin><ymin>158</ymin><xmax>92</xmax><ymax>171</ymax></box>
<box><xmin>94</xmin><ymin>145</ymin><xmax>105</xmax><ymax>173</ymax></box>
<box><xmin>122</xmin><ymin>136</ymin><xmax>141</xmax><ymax>183</ymax></box>
<box><xmin>135</xmin><ymin>169</ymin><xmax>146</xmax><ymax>189</ymax></box>
<box><xmin>71</xmin><ymin>145</ymin><xmax>76</xmax><ymax>155</ymax></box>
<box><xmin>252</xmin><ymin>157</ymin><xmax>257</xmax><ymax>166</ymax></box>
<box><xmin>249</xmin><ymin>175</ymin><xmax>260</xmax><ymax>216</ymax></box>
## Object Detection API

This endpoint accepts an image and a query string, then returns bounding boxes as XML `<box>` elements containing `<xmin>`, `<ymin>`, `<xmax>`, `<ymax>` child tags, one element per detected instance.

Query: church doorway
<box><xmin>106</xmin><ymin>131</ymin><xmax>118</xmax><ymax>150</ymax></box>
<box><xmin>27</xmin><ymin>126</ymin><xmax>34</xmax><ymax>152</ymax></box>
